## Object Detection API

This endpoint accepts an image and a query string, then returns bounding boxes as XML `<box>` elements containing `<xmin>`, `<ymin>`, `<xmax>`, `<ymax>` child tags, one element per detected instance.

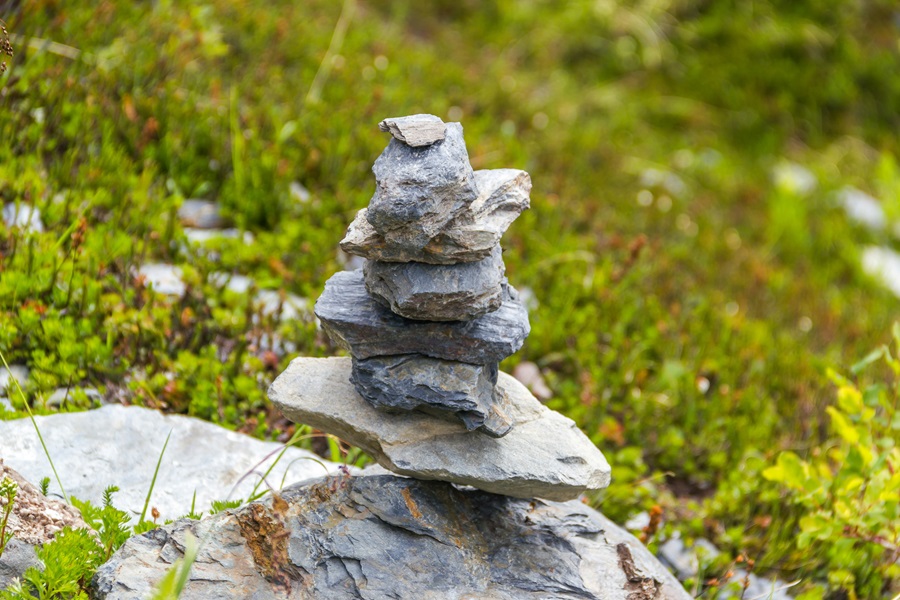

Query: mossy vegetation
<box><xmin>1</xmin><ymin>1</ymin><xmax>899</xmax><ymax>597</ymax></box>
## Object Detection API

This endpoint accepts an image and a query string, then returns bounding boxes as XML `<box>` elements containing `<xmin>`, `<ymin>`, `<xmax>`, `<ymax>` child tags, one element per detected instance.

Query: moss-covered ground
<box><xmin>2</xmin><ymin>1</ymin><xmax>899</xmax><ymax>597</ymax></box>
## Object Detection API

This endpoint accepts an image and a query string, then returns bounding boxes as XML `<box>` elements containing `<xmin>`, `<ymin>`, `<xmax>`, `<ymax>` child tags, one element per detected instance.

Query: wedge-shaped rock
<box><xmin>366</xmin><ymin>122</ymin><xmax>477</xmax><ymax>251</ymax></box>
<box><xmin>341</xmin><ymin>168</ymin><xmax>531</xmax><ymax>264</ymax></box>
<box><xmin>268</xmin><ymin>357</ymin><xmax>611</xmax><ymax>501</ymax></box>
<box><xmin>315</xmin><ymin>270</ymin><xmax>529</xmax><ymax>363</ymax></box>
<box><xmin>364</xmin><ymin>245</ymin><xmax>505</xmax><ymax>321</ymax></box>
<box><xmin>378</xmin><ymin>114</ymin><xmax>447</xmax><ymax>147</ymax></box>
<box><xmin>350</xmin><ymin>355</ymin><xmax>511</xmax><ymax>437</ymax></box>
<box><xmin>92</xmin><ymin>473</ymin><xmax>690</xmax><ymax>600</ymax></box>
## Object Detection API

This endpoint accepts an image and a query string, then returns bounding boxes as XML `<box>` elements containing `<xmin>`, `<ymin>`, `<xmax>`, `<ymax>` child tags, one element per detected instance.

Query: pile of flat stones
<box><xmin>271</xmin><ymin>114</ymin><xmax>612</xmax><ymax>501</ymax></box>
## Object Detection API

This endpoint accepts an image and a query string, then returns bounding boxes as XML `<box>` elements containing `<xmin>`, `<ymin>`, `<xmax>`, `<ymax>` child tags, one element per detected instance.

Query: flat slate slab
<box><xmin>92</xmin><ymin>472</ymin><xmax>690</xmax><ymax>600</ymax></box>
<box><xmin>0</xmin><ymin>405</ymin><xmax>342</xmax><ymax>523</ymax></box>
<box><xmin>268</xmin><ymin>357</ymin><xmax>610</xmax><ymax>501</ymax></box>
<box><xmin>315</xmin><ymin>269</ymin><xmax>529</xmax><ymax>363</ymax></box>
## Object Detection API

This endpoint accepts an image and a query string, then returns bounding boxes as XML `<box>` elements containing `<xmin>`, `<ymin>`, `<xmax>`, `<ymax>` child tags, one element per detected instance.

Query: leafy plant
<box><xmin>0</xmin><ymin>476</ymin><xmax>17</xmax><ymax>559</ymax></box>
<box><xmin>763</xmin><ymin>325</ymin><xmax>900</xmax><ymax>598</ymax></box>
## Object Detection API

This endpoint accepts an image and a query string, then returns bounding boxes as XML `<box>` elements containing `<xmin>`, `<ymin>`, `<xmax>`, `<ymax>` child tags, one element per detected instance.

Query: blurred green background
<box><xmin>1</xmin><ymin>1</ymin><xmax>899</xmax><ymax>597</ymax></box>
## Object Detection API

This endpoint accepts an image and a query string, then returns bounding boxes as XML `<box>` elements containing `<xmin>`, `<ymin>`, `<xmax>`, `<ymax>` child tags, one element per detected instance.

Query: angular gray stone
<box><xmin>0</xmin><ymin>405</ymin><xmax>342</xmax><ymax>524</ymax></box>
<box><xmin>378</xmin><ymin>114</ymin><xmax>447</xmax><ymax>147</ymax></box>
<box><xmin>363</xmin><ymin>245</ymin><xmax>505</xmax><ymax>321</ymax></box>
<box><xmin>365</xmin><ymin>122</ymin><xmax>478</xmax><ymax>251</ymax></box>
<box><xmin>316</xmin><ymin>269</ymin><xmax>529</xmax><ymax>363</ymax></box>
<box><xmin>341</xmin><ymin>168</ymin><xmax>530</xmax><ymax>264</ymax></box>
<box><xmin>177</xmin><ymin>199</ymin><xmax>226</xmax><ymax>229</ymax></box>
<box><xmin>268</xmin><ymin>357</ymin><xmax>610</xmax><ymax>501</ymax></box>
<box><xmin>92</xmin><ymin>472</ymin><xmax>690</xmax><ymax>600</ymax></box>
<box><xmin>350</xmin><ymin>355</ymin><xmax>512</xmax><ymax>437</ymax></box>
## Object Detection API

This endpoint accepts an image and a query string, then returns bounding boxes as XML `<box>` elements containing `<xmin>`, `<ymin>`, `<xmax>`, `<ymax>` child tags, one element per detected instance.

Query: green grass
<box><xmin>2</xmin><ymin>0</ymin><xmax>900</xmax><ymax>596</ymax></box>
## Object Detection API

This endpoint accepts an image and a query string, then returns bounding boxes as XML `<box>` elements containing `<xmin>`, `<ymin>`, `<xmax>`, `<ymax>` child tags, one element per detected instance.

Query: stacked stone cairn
<box><xmin>270</xmin><ymin>114</ymin><xmax>611</xmax><ymax>501</ymax></box>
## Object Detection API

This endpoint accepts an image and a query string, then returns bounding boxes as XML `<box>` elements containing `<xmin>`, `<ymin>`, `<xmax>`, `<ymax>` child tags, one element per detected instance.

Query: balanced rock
<box><xmin>350</xmin><ymin>355</ymin><xmax>512</xmax><ymax>437</ymax></box>
<box><xmin>92</xmin><ymin>472</ymin><xmax>690</xmax><ymax>600</ymax></box>
<box><xmin>268</xmin><ymin>357</ymin><xmax>610</xmax><ymax>501</ymax></box>
<box><xmin>366</xmin><ymin>122</ymin><xmax>478</xmax><ymax>251</ymax></box>
<box><xmin>315</xmin><ymin>269</ymin><xmax>529</xmax><ymax>363</ymax></box>
<box><xmin>341</xmin><ymin>168</ymin><xmax>530</xmax><ymax>264</ymax></box>
<box><xmin>364</xmin><ymin>245</ymin><xmax>505</xmax><ymax>321</ymax></box>
<box><xmin>378</xmin><ymin>114</ymin><xmax>447</xmax><ymax>147</ymax></box>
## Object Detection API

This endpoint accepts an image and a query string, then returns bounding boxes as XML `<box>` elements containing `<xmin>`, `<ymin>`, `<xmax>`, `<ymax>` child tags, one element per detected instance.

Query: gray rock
<box><xmin>363</xmin><ymin>245</ymin><xmax>505</xmax><ymax>321</ymax></box>
<box><xmin>92</xmin><ymin>472</ymin><xmax>690</xmax><ymax>600</ymax></box>
<box><xmin>341</xmin><ymin>168</ymin><xmax>530</xmax><ymax>264</ymax></box>
<box><xmin>0</xmin><ymin>405</ymin><xmax>342</xmax><ymax>524</ymax></box>
<box><xmin>365</xmin><ymin>122</ymin><xmax>478</xmax><ymax>251</ymax></box>
<box><xmin>0</xmin><ymin>462</ymin><xmax>87</xmax><ymax>588</ymax></box>
<box><xmin>315</xmin><ymin>270</ymin><xmax>529</xmax><ymax>363</ymax></box>
<box><xmin>658</xmin><ymin>536</ymin><xmax>720</xmax><ymax>581</ymax></box>
<box><xmin>136</xmin><ymin>263</ymin><xmax>185</xmax><ymax>296</ymax></box>
<box><xmin>378</xmin><ymin>114</ymin><xmax>447</xmax><ymax>147</ymax></box>
<box><xmin>350</xmin><ymin>355</ymin><xmax>512</xmax><ymax>437</ymax></box>
<box><xmin>177</xmin><ymin>199</ymin><xmax>226</xmax><ymax>229</ymax></box>
<box><xmin>45</xmin><ymin>386</ymin><xmax>103</xmax><ymax>408</ymax></box>
<box><xmin>0</xmin><ymin>364</ymin><xmax>29</xmax><ymax>397</ymax></box>
<box><xmin>268</xmin><ymin>357</ymin><xmax>610</xmax><ymax>501</ymax></box>
<box><xmin>2</xmin><ymin>203</ymin><xmax>44</xmax><ymax>233</ymax></box>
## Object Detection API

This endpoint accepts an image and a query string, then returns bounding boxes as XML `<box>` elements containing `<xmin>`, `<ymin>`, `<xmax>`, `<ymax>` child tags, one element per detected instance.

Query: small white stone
<box><xmin>137</xmin><ymin>264</ymin><xmax>186</xmax><ymax>296</ymax></box>
<box><xmin>861</xmin><ymin>245</ymin><xmax>900</xmax><ymax>298</ymax></box>
<box><xmin>2</xmin><ymin>204</ymin><xmax>44</xmax><ymax>233</ymax></box>
<box><xmin>839</xmin><ymin>187</ymin><xmax>885</xmax><ymax>231</ymax></box>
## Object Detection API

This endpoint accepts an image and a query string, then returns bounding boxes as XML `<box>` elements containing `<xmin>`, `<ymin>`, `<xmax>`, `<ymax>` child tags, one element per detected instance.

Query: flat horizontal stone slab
<box><xmin>351</xmin><ymin>355</ymin><xmax>512</xmax><ymax>437</ymax></box>
<box><xmin>341</xmin><ymin>169</ymin><xmax>530</xmax><ymax>264</ymax></box>
<box><xmin>315</xmin><ymin>270</ymin><xmax>529</xmax><ymax>363</ymax></box>
<box><xmin>268</xmin><ymin>357</ymin><xmax>610</xmax><ymax>501</ymax></box>
<box><xmin>92</xmin><ymin>472</ymin><xmax>689</xmax><ymax>600</ymax></box>
<box><xmin>363</xmin><ymin>245</ymin><xmax>505</xmax><ymax>321</ymax></box>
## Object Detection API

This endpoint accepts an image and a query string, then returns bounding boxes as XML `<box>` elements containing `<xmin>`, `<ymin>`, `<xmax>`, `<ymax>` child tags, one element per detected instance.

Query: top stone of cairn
<box><xmin>378</xmin><ymin>114</ymin><xmax>448</xmax><ymax>147</ymax></box>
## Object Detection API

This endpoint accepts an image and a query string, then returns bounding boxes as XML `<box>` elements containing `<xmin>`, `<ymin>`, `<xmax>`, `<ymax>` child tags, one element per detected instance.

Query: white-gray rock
<box><xmin>268</xmin><ymin>357</ymin><xmax>611</xmax><ymax>501</ymax></box>
<box><xmin>136</xmin><ymin>263</ymin><xmax>185</xmax><ymax>296</ymax></box>
<box><xmin>366</xmin><ymin>122</ymin><xmax>478</xmax><ymax>251</ymax></box>
<box><xmin>2</xmin><ymin>203</ymin><xmax>44</xmax><ymax>233</ymax></box>
<box><xmin>92</xmin><ymin>472</ymin><xmax>690</xmax><ymax>600</ymax></box>
<box><xmin>861</xmin><ymin>245</ymin><xmax>900</xmax><ymax>298</ymax></box>
<box><xmin>363</xmin><ymin>245</ymin><xmax>505</xmax><ymax>321</ymax></box>
<box><xmin>341</xmin><ymin>169</ymin><xmax>530</xmax><ymax>264</ymax></box>
<box><xmin>378</xmin><ymin>114</ymin><xmax>447</xmax><ymax>147</ymax></box>
<box><xmin>0</xmin><ymin>405</ymin><xmax>342</xmax><ymax>523</ymax></box>
<box><xmin>177</xmin><ymin>199</ymin><xmax>226</xmax><ymax>229</ymax></box>
<box><xmin>0</xmin><ymin>364</ymin><xmax>29</xmax><ymax>398</ymax></box>
<box><xmin>840</xmin><ymin>187</ymin><xmax>886</xmax><ymax>231</ymax></box>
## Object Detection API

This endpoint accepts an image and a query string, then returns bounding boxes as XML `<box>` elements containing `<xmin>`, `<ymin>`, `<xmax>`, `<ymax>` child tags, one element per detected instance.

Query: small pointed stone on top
<box><xmin>378</xmin><ymin>114</ymin><xmax>447</xmax><ymax>147</ymax></box>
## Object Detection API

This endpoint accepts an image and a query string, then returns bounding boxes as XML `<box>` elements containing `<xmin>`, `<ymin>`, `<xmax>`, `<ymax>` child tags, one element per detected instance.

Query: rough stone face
<box><xmin>0</xmin><ymin>462</ymin><xmax>88</xmax><ymax>588</ymax></box>
<box><xmin>378</xmin><ymin>114</ymin><xmax>447</xmax><ymax>147</ymax></box>
<box><xmin>363</xmin><ymin>245</ymin><xmax>505</xmax><ymax>321</ymax></box>
<box><xmin>92</xmin><ymin>472</ymin><xmax>690</xmax><ymax>600</ymax></box>
<box><xmin>341</xmin><ymin>168</ymin><xmax>530</xmax><ymax>264</ymax></box>
<box><xmin>316</xmin><ymin>270</ymin><xmax>529</xmax><ymax>363</ymax></box>
<box><xmin>366</xmin><ymin>122</ymin><xmax>478</xmax><ymax>251</ymax></box>
<box><xmin>350</xmin><ymin>355</ymin><xmax>512</xmax><ymax>437</ymax></box>
<box><xmin>0</xmin><ymin>405</ymin><xmax>342</xmax><ymax>524</ymax></box>
<box><xmin>268</xmin><ymin>357</ymin><xmax>610</xmax><ymax>501</ymax></box>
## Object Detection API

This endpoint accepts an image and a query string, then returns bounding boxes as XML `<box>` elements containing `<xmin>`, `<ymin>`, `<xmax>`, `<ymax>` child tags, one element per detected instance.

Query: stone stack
<box><xmin>316</xmin><ymin>114</ymin><xmax>531</xmax><ymax>438</ymax></box>
<box><xmin>273</xmin><ymin>114</ymin><xmax>612</xmax><ymax>501</ymax></box>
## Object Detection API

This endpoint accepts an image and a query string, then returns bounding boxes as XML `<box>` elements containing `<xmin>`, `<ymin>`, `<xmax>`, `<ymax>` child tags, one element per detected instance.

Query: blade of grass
<box><xmin>305</xmin><ymin>0</ymin><xmax>356</xmax><ymax>104</ymax></box>
<box><xmin>139</xmin><ymin>429</ymin><xmax>171</xmax><ymax>526</ymax></box>
<box><xmin>0</xmin><ymin>351</ymin><xmax>68</xmax><ymax>503</ymax></box>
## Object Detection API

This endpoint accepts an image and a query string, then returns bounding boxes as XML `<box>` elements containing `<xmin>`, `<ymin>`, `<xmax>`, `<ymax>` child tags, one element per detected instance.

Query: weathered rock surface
<box><xmin>315</xmin><ymin>270</ymin><xmax>529</xmax><ymax>363</ymax></box>
<box><xmin>366</xmin><ymin>122</ymin><xmax>478</xmax><ymax>251</ymax></box>
<box><xmin>92</xmin><ymin>472</ymin><xmax>690</xmax><ymax>600</ymax></box>
<box><xmin>269</xmin><ymin>357</ymin><xmax>610</xmax><ymax>501</ymax></box>
<box><xmin>341</xmin><ymin>168</ymin><xmax>530</xmax><ymax>264</ymax></box>
<box><xmin>363</xmin><ymin>245</ymin><xmax>505</xmax><ymax>321</ymax></box>
<box><xmin>0</xmin><ymin>405</ymin><xmax>341</xmax><ymax>523</ymax></box>
<box><xmin>378</xmin><ymin>114</ymin><xmax>447</xmax><ymax>147</ymax></box>
<box><xmin>350</xmin><ymin>355</ymin><xmax>512</xmax><ymax>437</ymax></box>
<box><xmin>177</xmin><ymin>199</ymin><xmax>226</xmax><ymax>229</ymax></box>
<box><xmin>0</xmin><ymin>462</ymin><xmax>88</xmax><ymax>588</ymax></box>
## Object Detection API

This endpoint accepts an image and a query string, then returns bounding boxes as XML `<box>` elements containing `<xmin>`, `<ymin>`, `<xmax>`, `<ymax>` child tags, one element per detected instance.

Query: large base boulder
<box><xmin>92</xmin><ymin>472</ymin><xmax>690</xmax><ymax>600</ymax></box>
